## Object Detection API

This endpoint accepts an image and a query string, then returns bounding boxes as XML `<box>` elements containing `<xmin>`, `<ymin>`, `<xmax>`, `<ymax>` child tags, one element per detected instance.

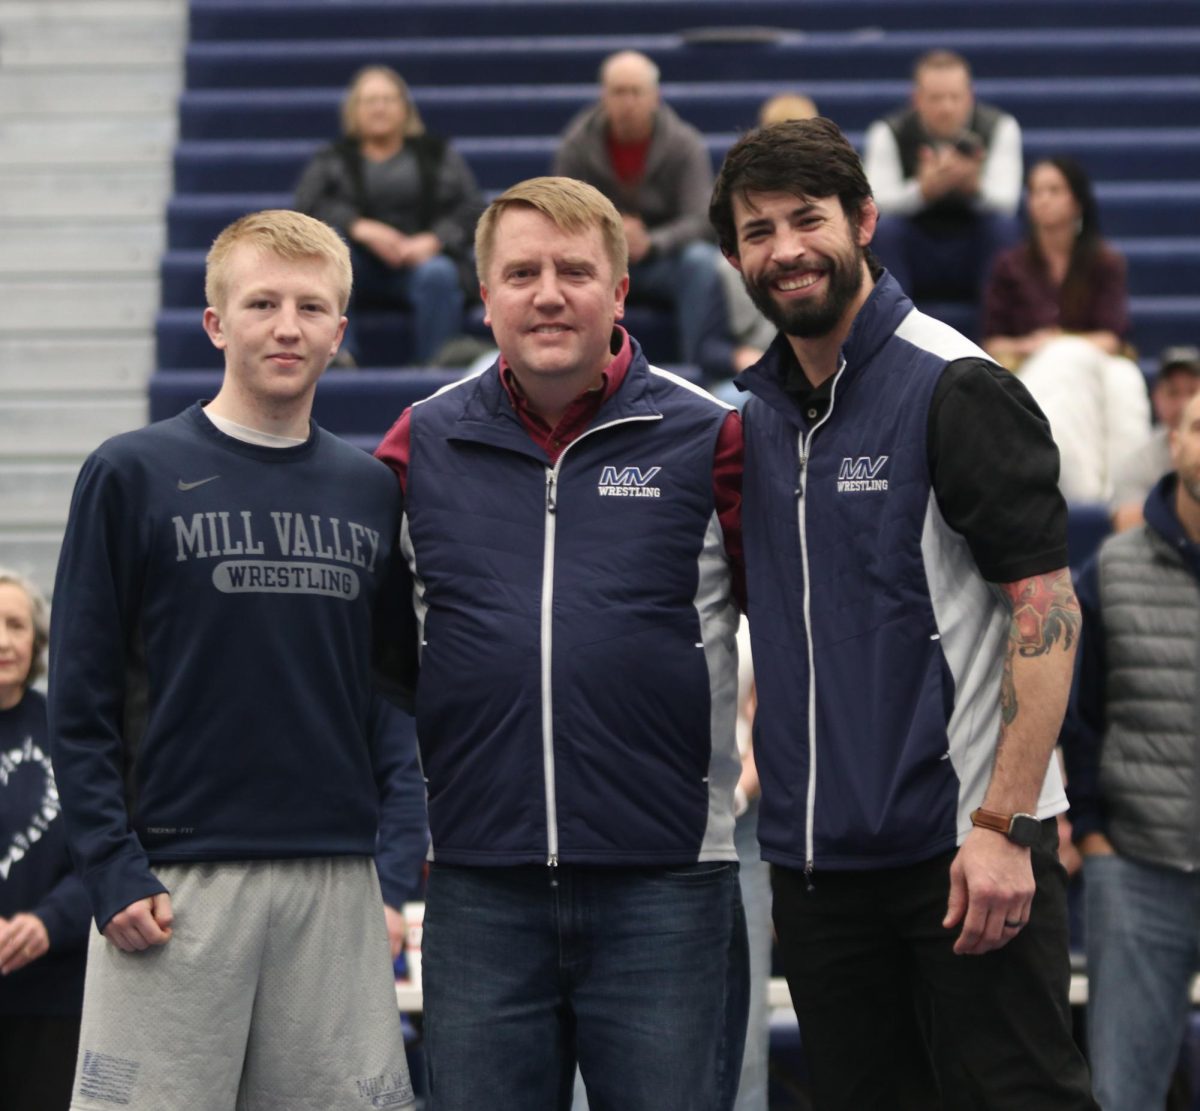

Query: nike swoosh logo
<box><xmin>177</xmin><ymin>476</ymin><xmax>220</xmax><ymax>491</ymax></box>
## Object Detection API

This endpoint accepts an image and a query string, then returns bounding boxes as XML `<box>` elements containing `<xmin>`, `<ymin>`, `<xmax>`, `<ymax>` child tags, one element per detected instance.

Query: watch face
<box><xmin>1008</xmin><ymin>814</ymin><xmax>1042</xmax><ymax>847</ymax></box>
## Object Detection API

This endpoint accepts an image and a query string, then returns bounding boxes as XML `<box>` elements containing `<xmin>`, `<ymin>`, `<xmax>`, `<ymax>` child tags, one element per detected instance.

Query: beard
<box><xmin>743</xmin><ymin>249</ymin><xmax>865</xmax><ymax>339</ymax></box>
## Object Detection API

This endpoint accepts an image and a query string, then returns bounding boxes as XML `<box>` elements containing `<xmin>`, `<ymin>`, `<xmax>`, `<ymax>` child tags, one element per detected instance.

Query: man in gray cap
<box><xmin>1110</xmin><ymin>345</ymin><xmax>1200</xmax><ymax>531</ymax></box>
<box><xmin>1063</xmin><ymin>384</ymin><xmax>1200</xmax><ymax>1111</ymax></box>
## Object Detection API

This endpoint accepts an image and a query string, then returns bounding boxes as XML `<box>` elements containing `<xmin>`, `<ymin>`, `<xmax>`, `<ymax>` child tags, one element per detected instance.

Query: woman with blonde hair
<box><xmin>0</xmin><ymin>568</ymin><xmax>90</xmax><ymax>1111</ymax></box>
<box><xmin>296</xmin><ymin>65</ymin><xmax>484</xmax><ymax>365</ymax></box>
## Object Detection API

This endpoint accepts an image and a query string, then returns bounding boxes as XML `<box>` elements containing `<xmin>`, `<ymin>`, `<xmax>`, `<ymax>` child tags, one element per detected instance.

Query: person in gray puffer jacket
<box><xmin>1062</xmin><ymin>387</ymin><xmax>1200</xmax><ymax>1111</ymax></box>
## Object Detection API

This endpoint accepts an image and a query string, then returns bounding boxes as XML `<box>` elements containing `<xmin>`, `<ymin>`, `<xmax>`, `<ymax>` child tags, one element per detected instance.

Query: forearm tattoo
<box><xmin>995</xmin><ymin>569</ymin><xmax>1080</xmax><ymax>724</ymax></box>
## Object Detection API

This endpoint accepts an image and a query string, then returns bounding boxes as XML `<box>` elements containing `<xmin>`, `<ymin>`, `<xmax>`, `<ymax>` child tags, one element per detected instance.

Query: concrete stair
<box><xmin>0</xmin><ymin>0</ymin><xmax>185</xmax><ymax>593</ymax></box>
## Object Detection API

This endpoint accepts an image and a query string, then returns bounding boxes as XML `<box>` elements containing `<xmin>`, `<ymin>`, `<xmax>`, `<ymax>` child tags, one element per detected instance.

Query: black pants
<box><xmin>0</xmin><ymin>1013</ymin><xmax>80</xmax><ymax>1111</ymax></box>
<box><xmin>772</xmin><ymin>821</ymin><xmax>1098</xmax><ymax>1110</ymax></box>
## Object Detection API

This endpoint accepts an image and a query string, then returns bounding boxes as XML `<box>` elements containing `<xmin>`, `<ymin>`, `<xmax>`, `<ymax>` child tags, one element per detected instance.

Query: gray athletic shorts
<box><xmin>71</xmin><ymin>858</ymin><xmax>414</xmax><ymax>1111</ymax></box>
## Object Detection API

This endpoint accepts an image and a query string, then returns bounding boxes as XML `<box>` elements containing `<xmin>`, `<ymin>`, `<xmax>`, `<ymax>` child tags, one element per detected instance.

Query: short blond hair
<box><xmin>759</xmin><ymin>92</ymin><xmax>819</xmax><ymax>127</ymax></box>
<box><xmin>474</xmin><ymin>176</ymin><xmax>628</xmax><ymax>284</ymax></box>
<box><xmin>342</xmin><ymin>65</ymin><xmax>425</xmax><ymax>140</ymax></box>
<box><xmin>0</xmin><ymin>567</ymin><xmax>49</xmax><ymax>689</ymax></box>
<box><xmin>205</xmin><ymin>209</ymin><xmax>353</xmax><ymax>313</ymax></box>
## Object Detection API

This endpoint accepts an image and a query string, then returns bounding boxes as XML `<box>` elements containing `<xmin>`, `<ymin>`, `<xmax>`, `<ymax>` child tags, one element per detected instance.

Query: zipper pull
<box><xmin>804</xmin><ymin>860</ymin><xmax>816</xmax><ymax>892</ymax></box>
<box><xmin>546</xmin><ymin>472</ymin><xmax>557</xmax><ymax>514</ymax></box>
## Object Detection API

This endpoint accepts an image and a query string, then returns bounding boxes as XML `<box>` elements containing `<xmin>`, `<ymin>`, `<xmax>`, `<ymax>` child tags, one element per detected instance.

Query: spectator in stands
<box><xmin>0</xmin><ymin>569</ymin><xmax>89</xmax><ymax>1111</ymax></box>
<box><xmin>864</xmin><ymin>49</ymin><xmax>1021</xmax><ymax>303</ymax></box>
<box><xmin>983</xmin><ymin>157</ymin><xmax>1150</xmax><ymax>503</ymax></box>
<box><xmin>709</xmin><ymin>92</ymin><xmax>821</xmax><ymax>384</ymax></box>
<box><xmin>759</xmin><ymin>92</ymin><xmax>818</xmax><ymax>128</ymax></box>
<box><xmin>711</xmin><ymin>117</ymin><xmax>1097</xmax><ymax>1110</ymax></box>
<box><xmin>1110</xmin><ymin>345</ymin><xmax>1200</xmax><ymax>530</ymax></box>
<box><xmin>1061</xmin><ymin>387</ymin><xmax>1200</xmax><ymax>1111</ymax></box>
<box><xmin>554</xmin><ymin>50</ymin><xmax>724</xmax><ymax>368</ymax></box>
<box><xmin>49</xmin><ymin>210</ymin><xmax>417</xmax><ymax>1110</ymax></box>
<box><xmin>295</xmin><ymin>65</ymin><xmax>484</xmax><ymax>366</ymax></box>
<box><xmin>375</xmin><ymin>176</ymin><xmax>748</xmax><ymax>1111</ymax></box>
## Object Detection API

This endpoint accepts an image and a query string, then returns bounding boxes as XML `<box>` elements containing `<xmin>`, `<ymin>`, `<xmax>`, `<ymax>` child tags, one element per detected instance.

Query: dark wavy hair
<box><xmin>710</xmin><ymin>117</ymin><xmax>874</xmax><ymax>259</ymax></box>
<box><xmin>1026</xmin><ymin>156</ymin><xmax>1106</xmax><ymax>327</ymax></box>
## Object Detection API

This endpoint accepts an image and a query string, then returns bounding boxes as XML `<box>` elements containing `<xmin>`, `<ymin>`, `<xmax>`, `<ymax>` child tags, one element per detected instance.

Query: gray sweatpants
<box><xmin>71</xmin><ymin>858</ymin><xmax>414</xmax><ymax>1111</ymax></box>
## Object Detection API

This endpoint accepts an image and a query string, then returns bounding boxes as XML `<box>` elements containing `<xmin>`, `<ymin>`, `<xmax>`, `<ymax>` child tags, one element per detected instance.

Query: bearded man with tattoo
<box><xmin>709</xmin><ymin>118</ymin><xmax>1097</xmax><ymax>1110</ymax></box>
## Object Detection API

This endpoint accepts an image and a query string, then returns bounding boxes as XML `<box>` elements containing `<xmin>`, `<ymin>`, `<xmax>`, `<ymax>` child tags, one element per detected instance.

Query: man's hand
<box><xmin>103</xmin><ymin>893</ymin><xmax>174</xmax><ymax>952</ymax></box>
<box><xmin>943</xmin><ymin>147</ymin><xmax>983</xmax><ymax>196</ymax></box>
<box><xmin>0</xmin><ymin>912</ymin><xmax>50</xmax><ymax>975</ymax></box>
<box><xmin>917</xmin><ymin>144</ymin><xmax>982</xmax><ymax>203</ymax></box>
<box><xmin>622</xmin><ymin>214</ymin><xmax>652</xmax><ymax>265</ymax></box>
<box><xmin>943</xmin><ymin>827</ymin><xmax>1035</xmax><ymax>956</ymax></box>
<box><xmin>1078</xmin><ymin>831</ymin><xmax>1116</xmax><ymax>857</ymax></box>
<box><xmin>384</xmin><ymin>903</ymin><xmax>406</xmax><ymax>961</ymax></box>
<box><xmin>916</xmin><ymin>146</ymin><xmax>960</xmax><ymax>202</ymax></box>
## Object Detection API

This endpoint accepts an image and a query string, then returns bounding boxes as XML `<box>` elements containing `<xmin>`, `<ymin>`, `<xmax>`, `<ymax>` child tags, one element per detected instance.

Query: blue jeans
<box><xmin>346</xmin><ymin>247</ymin><xmax>464</xmax><ymax>365</ymax></box>
<box><xmin>630</xmin><ymin>241</ymin><xmax>724</xmax><ymax>366</ymax></box>
<box><xmin>1084</xmin><ymin>852</ymin><xmax>1200</xmax><ymax>1111</ymax></box>
<box><xmin>422</xmin><ymin>862</ymin><xmax>749</xmax><ymax>1111</ymax></box>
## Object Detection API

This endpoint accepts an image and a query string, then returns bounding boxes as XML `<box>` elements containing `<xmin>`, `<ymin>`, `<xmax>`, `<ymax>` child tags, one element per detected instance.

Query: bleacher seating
<box><xmin>152</xmin><ymin>0</ymin><xmax>1200</xmax><ymax>449</ymax></box>
<box><xmin>185</xmin><ymin>0</ymin><xmax>1200</xmax><ymax>40</ymax></box>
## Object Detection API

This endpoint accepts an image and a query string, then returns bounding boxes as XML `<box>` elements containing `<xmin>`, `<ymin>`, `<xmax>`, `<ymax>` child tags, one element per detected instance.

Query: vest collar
<box><xmin>737</xmin><ymin>269</ymin><xmax>915</xmax><ymax>420</ymax></box>
<box><xmin>449</xmin><ymin>334</ymin><xmax>662</xmax><ymax>458</ymax></box>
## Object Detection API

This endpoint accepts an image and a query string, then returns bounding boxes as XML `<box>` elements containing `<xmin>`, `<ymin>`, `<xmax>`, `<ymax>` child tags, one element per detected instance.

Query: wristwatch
<box><xmin>970</xmin><ymin>808</ymin><xmax>1041</xmax><ymax>847</ymax></box>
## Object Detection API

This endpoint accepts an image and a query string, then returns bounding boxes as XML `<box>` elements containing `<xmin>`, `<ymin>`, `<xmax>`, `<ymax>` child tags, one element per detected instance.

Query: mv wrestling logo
<box><xmin>597</xmin><ymin>465</ymin><xmax>662</xmax><ymax>499</ymax></box>
<box><xmin>837</xmin><ymin>456</ymin><xmax>889</xmax><ymax>493</ymax></box>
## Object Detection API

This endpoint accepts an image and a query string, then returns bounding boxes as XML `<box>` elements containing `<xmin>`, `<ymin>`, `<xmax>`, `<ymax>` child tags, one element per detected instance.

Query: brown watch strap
<box><xmin>970</xmin><ymin>808</ymin><xmax>1012</xmax><ymax>835</ymax></box>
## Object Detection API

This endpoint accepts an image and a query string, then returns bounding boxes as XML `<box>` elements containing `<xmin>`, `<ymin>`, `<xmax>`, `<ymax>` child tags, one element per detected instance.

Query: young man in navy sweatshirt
<box><xmin>49</xmin><ymin>210</ymin><xmax>416</xmax><ymax>1111</ymax></box>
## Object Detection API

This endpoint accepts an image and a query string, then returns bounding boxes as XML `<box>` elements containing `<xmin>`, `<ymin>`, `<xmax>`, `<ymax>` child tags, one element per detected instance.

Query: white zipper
<box><xmin>537</xmin><ymin>414</ymin><xmax>661</xmax><ymax>867</ymax></box>
<box><xmin>541</xmin><ymin>467</ymin><xmax>560</xmax><ymax>866</ymax></box>
<box><xmin>797</xmin><ymin>360</ymin><xmax>845</xmax><ymax>883</ymax></box>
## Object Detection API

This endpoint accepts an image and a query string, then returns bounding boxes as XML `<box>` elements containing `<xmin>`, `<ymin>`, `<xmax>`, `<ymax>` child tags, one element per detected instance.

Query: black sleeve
<box><xmin>927</xmin><ymin>357</ymin><xmax>1069</xmax><ymax>582</ymax></box>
